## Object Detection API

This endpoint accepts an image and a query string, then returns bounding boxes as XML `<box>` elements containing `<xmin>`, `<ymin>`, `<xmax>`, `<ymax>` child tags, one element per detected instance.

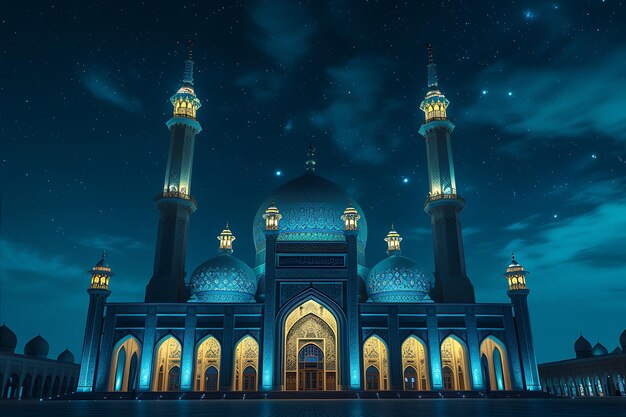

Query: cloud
<box><xmin>236</xmin><ymin>70</ymin><xmax>285</xmax><ymax>101</ymax></box>
<box><xmin>77</xmin><ymin>234</ymin><xmax>150</xmax><ymax>253</ymax></box>
<box><xmin>464</xmin><ymin>43</ymin><xmax>626</xmax><ymax>142</ymax></box>
<box><xmin>310</xmin><ymin>56</ymin><xmax>404</xmax><ymax>164</ymax></box>
<box><xmin>248</xmin><ymin>0</ymin><xmax>316</xmax><ymax>67</ymax></box>
<box><xmin>81</xmin><ymin>71</ymin><xmax>143</xmax><ymax>112</ymax></box>
<box><xmin>0</xmin><ymin>239</ymin><xmax>84</xmax><ymax>279</ymax></box>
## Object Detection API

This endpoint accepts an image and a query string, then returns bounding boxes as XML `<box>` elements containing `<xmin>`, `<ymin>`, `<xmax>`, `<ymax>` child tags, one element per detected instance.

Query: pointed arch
<box><xmin>363</xmin><ymin>335</ymin><xmax>389</xmax><ymax>390</ymax></box>
<box><xmin>108</xmin><ymin>334</ymin><xmax>142</xmax><ymax>392</ymax></box>
<box><xmin>194</xmin><ymin>335</ymin><xmax>221</xmax><ymax>391</ymax></box>
<box><xmin>479</xmin><ymin>335</ymin><xmax>512</xmax><ymax>390</ymax></box>
<box><xmin>440</xmin><ymin>335</ymin><xmax>470</xmax><ymax>390</ymax></box>
<box><xmin>283</xmin><ymin>299</ymin><xmax>339</xmax><ymax>391</ymax></box>
<box><xmin>232</xmin><ymin>335</ymin><xmax>259</xmax><ymax>391</ymax></box>
<box><xmin>151</xmin><ymin>335</ymin><xmax>182</xmax><ymax>391</ymax></box>
<box><xmin>401</xmin><ymin>335</ymin><xmax>430</xmax><ymax>390</ymax></box>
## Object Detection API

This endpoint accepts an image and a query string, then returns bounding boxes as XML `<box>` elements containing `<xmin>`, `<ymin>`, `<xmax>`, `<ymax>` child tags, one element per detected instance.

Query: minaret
<box><xmin>505</xmin><ymin>254</ymin><xmax>541</xmax><ymax>390</ymax></box>
<box><xmin>419</xmin><ymin>44</ymin><xmax>475</xmax><ymax>303</ymax></box>
<box><xmin>77</xmin><ymin>253</ymin><xmax>113</xmax><ymax>392</ymax></box>
<box><xmin>145</xmin><ymin>42</ymin><xmax>202</xmax><ymax>303</ymax></box>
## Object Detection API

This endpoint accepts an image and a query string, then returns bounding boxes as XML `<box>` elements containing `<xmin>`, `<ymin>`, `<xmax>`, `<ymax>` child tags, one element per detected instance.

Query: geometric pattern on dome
<box><xmin>189</xmin><ymin>255</ymin><xmax>257</xmax><ymax>303</ymax></box>
<box><xmin>253</xmin><ymin>173</ymin><xmax>368</xmax><ymax>262</ymax></box>
<box><xmin>366</xmin><ymin>256</ymin><xmax>432</xmax><ymax>303</ymax></box>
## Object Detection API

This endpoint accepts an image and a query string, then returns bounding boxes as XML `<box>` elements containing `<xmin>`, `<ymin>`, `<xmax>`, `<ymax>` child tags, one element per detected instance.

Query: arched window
<box><xmin>362</xmin><ymin>336</ymin><xmax>389</xmax><ymax>390</ymax></box>
<box><xmin>60</xmin><ymin>377</ymin><xmax>68</xmax><ymax>396</ymax></box>
<box><xmin>42</xmin><ymin>375</ymin><xmax>52</xmax><ymax>398</ymax></box>
<box><xmin>479</xmin><ymin>336</ymin><xmax>511</xmax><ymax>390</ymax></box>
<box><xmin>52</xmin><ymin>377</ymin><xmax>60</xmax><ymax>397</ymax></box>
<box><xmin>152</xmin><ymin>335</ymin><xmax>182</xmax><ymax>391</ymax></box>
<box><xmin>401</xmin><ymin>336</ymin><xmax>430</xmax><ymax>390</ymax></box>
<box><xmin>114</xmin><ymin>347</ymin><xmax>126</xmax><ymax>391</ymax></box>
<box><xmin>233</xmin><ymin>336</ymin><xmax>259</xmax><ymax>391</ymax></box>
<box><xmin>440</xmin><ymin>336</ymin><xmax>470</xmax><ymax>390</ymax></box>
<box><xmin>194</xmin><ymin>336</ymin><xmax>221</xmax><ymax>391</ymax></box>
<box><xmin>108</xmin><ymin>335</ymin><xmax>142</xmax><ymax>392</ymax></box>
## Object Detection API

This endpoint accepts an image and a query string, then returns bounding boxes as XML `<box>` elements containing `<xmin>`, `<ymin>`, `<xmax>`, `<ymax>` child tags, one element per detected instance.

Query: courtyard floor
<box><xmin>0</xmin><ymin>398</ymin><xmax>625</xmax><ymax>417</ymax></box>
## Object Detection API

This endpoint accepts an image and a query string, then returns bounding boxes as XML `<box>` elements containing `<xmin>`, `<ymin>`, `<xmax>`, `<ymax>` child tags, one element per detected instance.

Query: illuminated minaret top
<box><xmin>418</xmin><ymin>44</ymin><xmax>474</xmax><ymax>303</ymax></box>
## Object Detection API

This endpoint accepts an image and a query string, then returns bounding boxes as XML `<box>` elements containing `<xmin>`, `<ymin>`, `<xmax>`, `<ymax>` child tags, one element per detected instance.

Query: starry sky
<box><xmin>1</xmin><ymin>1</ymin><xmax>625</xmax><ymax>364</ymax></box>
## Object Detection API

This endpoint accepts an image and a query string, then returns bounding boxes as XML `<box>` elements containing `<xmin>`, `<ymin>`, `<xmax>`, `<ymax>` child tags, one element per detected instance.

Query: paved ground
<box><xmin>0</xmin><ymin>398</ymin><xmax>625</xmax><ymax>417</ymax></box>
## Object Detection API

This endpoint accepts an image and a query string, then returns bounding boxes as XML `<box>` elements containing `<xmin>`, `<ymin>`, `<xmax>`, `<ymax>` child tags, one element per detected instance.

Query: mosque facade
<box><xmin>76</xmin><ymin>45</ymin><xmax>541</xmax><ymax>394</ymax></box>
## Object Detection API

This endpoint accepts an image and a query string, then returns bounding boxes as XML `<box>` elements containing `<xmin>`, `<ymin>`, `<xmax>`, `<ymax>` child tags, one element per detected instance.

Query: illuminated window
<box><xmin>108</xmin><ymin>336</ymin><xmax>141</xmax><ymax>392</ymax></box>
<box><xmin>151</xmin><ymin>336</ymin><xmax>182</xmax><ymax>391</ymax></box>
<box><xmin>362</xmin><ymin>336</ymin><xmax>389</xmax><ymax>390</ymax></box>
<box><xmin>440</xmin><ymin>336</ymin><xmax>470</xmax><ymax>390</ymax></box>
<box><xmin>194</xmin><ymin>336</ymin><xmax>221</xmax><ymax>391</ymax></box>
<box><xmin>233</xmin><ymin>336</ymin><xmax>259</xmax><ymax>391</ymax></box>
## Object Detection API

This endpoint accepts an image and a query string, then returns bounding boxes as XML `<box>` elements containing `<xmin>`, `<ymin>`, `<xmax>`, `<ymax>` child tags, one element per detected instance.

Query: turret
<box><xmin>384</xmin><ymin>225</ymin><xmax>402</xmax><ymax>255</ymax></box>
<box><xmin>146</xmin><ymin>41</ymin><xmax>202</xmax><ymax>303</ymax></box>
<box><xmin>217</xmin><ymin>224</ymin><xmax>235</xmax><ymax>254</ymax></box>
<box><xmin>77</xmin><ymin>253</ymin><xmax>113</xmax><ymax>392</ymax></box>
<box><xmin>505</xmin><ymin>254</ymin><xmax>540</xmax><ymax>390</ymax></box>
<box><xmin>418</xmin><ymin>44</ymin><xmax>474</xmax><ymax>303</ymax></box>
<box><xmin>341</xmin><ymin>204</ymin><xmax>361</xmax><ymax>232</ymax></box>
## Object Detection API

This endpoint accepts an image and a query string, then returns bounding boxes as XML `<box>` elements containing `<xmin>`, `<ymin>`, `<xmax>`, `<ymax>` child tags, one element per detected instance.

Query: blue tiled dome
<box><xmin>366</xmin><ymin>255</ymin><xmax>432</xmax><ymax>303</ymax></box>
<box><xmin>189</xmin><ymin>254</ymin><xmax>257</xmax><ymax>303</ymax></box>
<box><xmin>57</xmin><ymin>349</ymin><xmax>75</xmax><ymax>363</ymax></box>
<box><xmin>253</xmin><ymin>172</ymin><xmax>367</xmax><ymax>265</ymax></box>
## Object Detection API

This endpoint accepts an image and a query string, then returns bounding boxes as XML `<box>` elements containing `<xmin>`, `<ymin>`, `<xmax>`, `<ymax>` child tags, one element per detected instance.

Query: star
<box><xmin>275</xmin><ymin>170</ymin><xmax>283</xmax><ymax>176</ymax></box>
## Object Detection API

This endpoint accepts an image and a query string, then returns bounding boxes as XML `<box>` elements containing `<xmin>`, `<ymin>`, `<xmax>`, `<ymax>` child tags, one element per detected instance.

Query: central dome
<box><xmin>253</xmin><ymin>172</ymin><xmax>368</xmax><ymax>265</ymax></box>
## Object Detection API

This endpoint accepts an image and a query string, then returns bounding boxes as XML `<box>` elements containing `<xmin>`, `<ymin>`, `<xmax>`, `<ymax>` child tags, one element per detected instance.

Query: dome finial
<box><xmin>426</xmin><ymin>43</ymin><xmax>438</xmax><ymax>88</ymax></box>
<box><xmin>217</xmin><ymin>224</ymin><xmax>235</xmax><ymax>254</ymax></box>
<box><xmin>306</xmin><ymin>142</ymin><xmax>316</xmax><ymax>173</ymax></box>
<box><xmin>385</xmin><ymin>226</ymin><xmax>402</xmax><ymax>255</ymax></box>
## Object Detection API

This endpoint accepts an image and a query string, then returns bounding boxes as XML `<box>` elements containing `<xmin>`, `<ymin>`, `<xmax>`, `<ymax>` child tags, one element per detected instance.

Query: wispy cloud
<box><xmin>77</xmin><ymin>234</ymin><xmax>150</xmax><ymax>253</ymax></box>
<box><xmin>81</xmin><ymin>71</ymin><xmax>143</xmax><ymax>112</ymax></box>
<box><xmin>310</xmin><ymin>55</ymin><xmax>404</xmax><ymax>164</ymax></box>
<box><xmin>247</xmin><ymin>0</ymin><xmax>316</xmax><ymax>67</ymax></box>
<box><xmin>464</xmin><ymin>43</ymin><xmax>626</xmax><ymax>142</ymax></box>
<box><xmin>0</xmin><ymin>239</ymin><xmax>84</xmax><ymax>279</ymax></box>
<box><xmin>236</xmin><ymin>70</ymin><xmax>284</xmax><ymax>101</ymax></box>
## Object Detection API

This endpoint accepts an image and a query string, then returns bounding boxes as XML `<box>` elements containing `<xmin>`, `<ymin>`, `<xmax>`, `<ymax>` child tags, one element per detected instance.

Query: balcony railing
<box><xmin>156</xmin><ymin>191</ymin><xmax>197</xmax><ymax>206</ymax></box>
<box><xmin>424</xmin><ymin>192</ymin><xmax>465</xmax><ymax>207</ymax></box>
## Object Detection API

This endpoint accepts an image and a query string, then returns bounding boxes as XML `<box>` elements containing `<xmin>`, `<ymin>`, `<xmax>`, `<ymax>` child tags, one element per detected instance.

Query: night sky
<box><xmin>1</xmin><ymin>1</ymin><xmax>625</xmax><ymax>364</ymax></box>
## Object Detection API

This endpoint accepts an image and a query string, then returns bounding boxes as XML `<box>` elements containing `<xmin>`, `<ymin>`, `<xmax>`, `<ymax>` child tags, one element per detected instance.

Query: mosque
<box><xmin>76</xmin><ymin>45</ymin><xmax>541</xmax><ymax>394</ymax></box>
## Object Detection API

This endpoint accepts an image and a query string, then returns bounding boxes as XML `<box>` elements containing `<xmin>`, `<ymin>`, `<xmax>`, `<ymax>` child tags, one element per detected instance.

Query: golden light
<box><xmin>263</xmin><ymin>203</ymin><xmax>282</xmax><ymax>231</ymax></box>
<box><xmin>384</xmin><ymin>226</ymin><xmax>402</xmax><ymax>253</ymax></box>
<box><xmin>217</xmin><ymin>224</ymin><xmax>236</xmax><ymax>253</ymax></box>
<box><xmin>341</xmin><ymin>206</ymin><xmax>360</xmax><ymax>231</ymax></box>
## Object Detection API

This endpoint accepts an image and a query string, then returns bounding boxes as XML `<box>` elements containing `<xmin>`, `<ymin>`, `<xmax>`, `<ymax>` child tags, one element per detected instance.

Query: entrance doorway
<box><xmin>298</xmin><ymin>344</ymin><xmax>324</xmax><ymax>390</ymax></box>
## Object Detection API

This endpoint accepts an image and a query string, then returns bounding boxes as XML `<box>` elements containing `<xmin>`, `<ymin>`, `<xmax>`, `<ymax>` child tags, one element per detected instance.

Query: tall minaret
<box><xmin>419</xmin><ymin>44</ymin><xmax>475</xmax><ymax>303</ymax></box>
<box><xmin>505</xmin><ymin>254</ymin><xmax>540</xmax><ymax>390</ymax></box>
<box><xmin>77</xmin><ymin>253</ymin><xmax>113</xmax><ymax>392</ymax></box>
<box><xmin>145</xmin><ymin>42</ymin><xmax>202</xmax><ymax>303</ymax></box>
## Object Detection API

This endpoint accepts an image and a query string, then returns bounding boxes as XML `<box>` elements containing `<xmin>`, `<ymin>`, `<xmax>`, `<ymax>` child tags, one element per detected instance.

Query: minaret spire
<box><xmin>183</xmin><ymin>40</ymin><xmax>194</xmax><ymax>86</ymax></box>
<box><xmin>426</xmin><ymin>43</ymin><xmax>438</xmax><ymax>88</ymax></box>
<box><xmin>305</xmin><ymin>142</ymin><xmax>316</xmax><ymax>173</ymax></box>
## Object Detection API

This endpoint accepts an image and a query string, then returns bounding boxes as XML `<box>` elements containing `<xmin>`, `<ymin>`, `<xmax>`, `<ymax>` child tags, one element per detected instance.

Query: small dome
<box><xmin>611</xmin><ymin>346</ymin><xmax>622</xmax><ymax>354</ymax></box>
<box><xmin>366</xmin><ymin>255</ymin><xmax>432</xmax><ymax>303</ymax></box>
<box><xmin>24</xmin><ymin>335</ymin><xmax>49</xmax><ymax>358</ymax></box>
<box><xmin>57</xmin><ymin>349</ymin><xmax>75</xmax><ymax>363</ymax></box>
<box><xmin>592</xmin><ymin>342</ymin><xmax>608</xmax><ymax>356</ymax></box>
<box><xmin>189</xmin><ymin>254</ymin><xmax>257</xmax><ymax>303</ymax></box>
<box><xmin>574</xmin><ymin>335</ymin><xmax>592</xmax><ymax>358</ymax></box>
<box><xmin>620</xmin><ymin>329</ymin><xmax>626</xmax><ymax>350</ymax></box>
<box><xmin>0</xmin><ymin>324</ymin><xmax>18</xmax><ymax>353</ymax></box>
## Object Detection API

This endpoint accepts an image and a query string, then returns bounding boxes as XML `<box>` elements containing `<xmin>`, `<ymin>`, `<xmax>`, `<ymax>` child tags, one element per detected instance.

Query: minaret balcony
<box><xmin>155</xmin><ymin>191</ymin><xmax>198</xmax><ymax>207</ymax></box>
<box><xmin>424</xmin><ymin>192</ymin><xmax>465</xmax><ymax>210</ymax></box>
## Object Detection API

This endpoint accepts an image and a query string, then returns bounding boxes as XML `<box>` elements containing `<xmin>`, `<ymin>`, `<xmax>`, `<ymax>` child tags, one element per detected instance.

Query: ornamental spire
<box><xmin>419</xmin><ymin>43</ymin><xmax>450</xmax><ymax>124</ymax></box>
<box><xmin>183</xmin><ymin>40</ymin><xmax>194</xmax><ymax>86</ymax></box>
<box><xmin>305</xmin><ymin>142</ymin><xmax>316</xmax><ymax>173</ymax></box>
<box><xmin>88</xmin><ymin>252</ymin><xmax>114</xmax><ymax>291</ymax></box>
<box><xmin>427</xmin><ymin>43</ymin><xmax>438</xmax><ymax>88</ymax></box>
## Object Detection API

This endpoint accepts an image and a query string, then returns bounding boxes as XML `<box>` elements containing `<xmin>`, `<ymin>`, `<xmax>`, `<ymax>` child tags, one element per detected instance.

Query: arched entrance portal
<box><xmin>283</xmin><ymin>300</ymin><xmax>339</xmax><ymax>391</ymax></box>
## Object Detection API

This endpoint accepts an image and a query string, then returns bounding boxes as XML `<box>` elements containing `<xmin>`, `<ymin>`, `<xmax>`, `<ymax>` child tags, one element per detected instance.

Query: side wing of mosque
<box><xmin>75</xmin><ymin>45</ymin><xmax>541</xmax><ymax>394</ymax></box>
